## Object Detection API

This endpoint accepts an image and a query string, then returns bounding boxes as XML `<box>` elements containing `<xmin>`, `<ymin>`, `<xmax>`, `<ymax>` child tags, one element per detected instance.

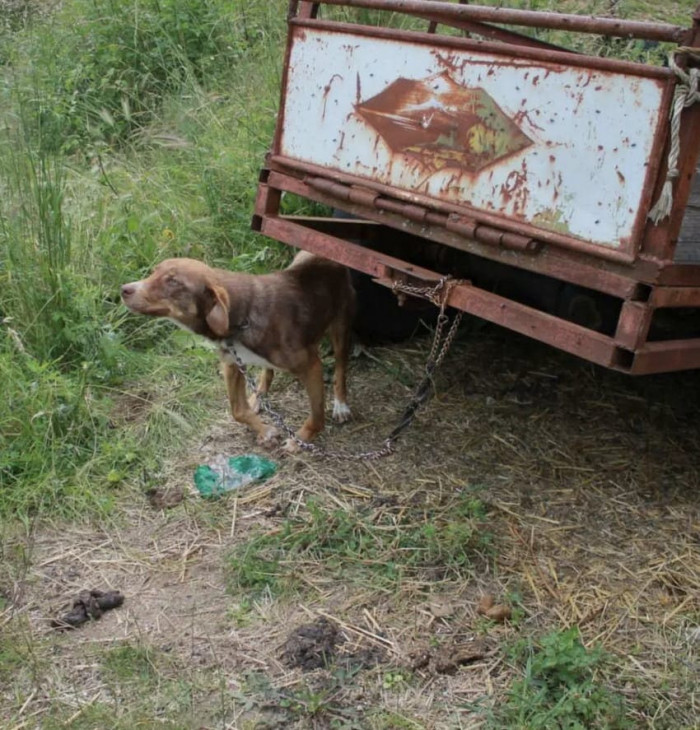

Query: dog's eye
<box><xmin>164</xmin><ymin>274</ymin><xmax>180</xmax><ymax>287</ymax></box>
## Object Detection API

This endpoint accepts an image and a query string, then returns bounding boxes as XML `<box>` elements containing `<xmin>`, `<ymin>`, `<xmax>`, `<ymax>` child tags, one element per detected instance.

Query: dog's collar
<box><xmin>220</xmin><ymin>318</ymin><xmax>250</xmax><ymax>349</ymax></box>
<box><xmin>234</xmin><ymin>318</ymin><xmax>250</xmax><ymax>331</ymax></box>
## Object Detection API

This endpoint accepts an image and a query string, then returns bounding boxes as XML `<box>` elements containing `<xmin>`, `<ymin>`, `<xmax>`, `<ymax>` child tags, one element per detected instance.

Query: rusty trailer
<box><xmin>254</xmin><ymin>0</ymin><xmax>700</xmax><ymax>374</ymax></box>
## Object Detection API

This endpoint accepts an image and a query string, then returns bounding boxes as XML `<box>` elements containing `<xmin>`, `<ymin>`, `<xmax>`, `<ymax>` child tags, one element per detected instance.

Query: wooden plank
<box><xmin>675</xmin><ymin>165</ymin><xmax>700</xmax><ymax>262</ymax></box>
<box><xmin>685</xmin><ymin>164</ymin><xmax>700</xmax><ymax>203</ymax></box>
<box><xmin>677</xmin><ymin>208</ymin><xmax>700</xmax><ymax>240</ymax></box>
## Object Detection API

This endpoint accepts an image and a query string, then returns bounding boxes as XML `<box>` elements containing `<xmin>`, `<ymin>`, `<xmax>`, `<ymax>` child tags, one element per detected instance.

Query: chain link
<box><xmin>221</xmin><ymin>276</ymin><xmax>463</xmax><ymax>460</ymax></box>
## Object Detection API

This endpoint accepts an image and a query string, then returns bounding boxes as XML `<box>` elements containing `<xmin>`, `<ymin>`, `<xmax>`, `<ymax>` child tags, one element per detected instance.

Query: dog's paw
<box><xmin>283</xmin><ymin>433</ymin><xmax>318</xmax><ymax>454</ymax></box>
<box><xmin>283</xmin><ymin>437</ymin><xmax>302</xmax><ymax>454</ymax></box>
<box><xmin>257</xmin><ymin>427</ymin><xmax>280</xmax><ymax>448</ymax></box>
<box><xmin>332</xmin><ymin>398</ymin><xmax>352</xmax><ymax>424</ymax></box>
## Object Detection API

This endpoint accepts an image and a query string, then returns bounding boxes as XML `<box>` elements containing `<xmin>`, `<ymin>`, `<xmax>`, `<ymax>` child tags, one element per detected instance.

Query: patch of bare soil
<box><xmin>1</xmin><ymin>323</ymin><xmax>699</xmax><ymax>728</ymax></box>
<box><xmin>281</xmin><ymin>617</ymin><xmax>342</xmax><ymax>670</ymax></box>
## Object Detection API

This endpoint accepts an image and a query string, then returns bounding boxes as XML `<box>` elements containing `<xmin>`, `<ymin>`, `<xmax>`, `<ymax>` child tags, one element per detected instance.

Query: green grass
<box><xmin>485</xmin><ymin>627</ymin><xmax>632</xmax><ymax>730</ymax></box>
<box><xmin>0</xmin><ymin>0</ymin><xmax>291</xmax><ymax>521</ymax></box>
<box><xmin>102</xmin><ymin>643</ymin><xmax>158</xmax><ymax>683</ymax></box>
<box><xmin>226</xmin><ymin>493</ymin><xmax>491</xmax><ymax>597</ymax></box>
<box><xmin>21</xmin><ymin>641</ymin><xmax>227</xmax><ymax>730</ymax></box>
<box><xmin>0</xmin><ymin>4</ymin><xmax>698</xmax><ymax>726</ymax></box>
<box><xmin>1</xmin><ymin>0</ymin><xmax>697</xmax><ymax>522</ymax></box>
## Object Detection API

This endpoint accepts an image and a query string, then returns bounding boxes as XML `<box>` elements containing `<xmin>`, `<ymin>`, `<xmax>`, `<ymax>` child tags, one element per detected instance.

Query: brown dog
<box><xmin>121</xmin><ymin>252</ymin><xmax>355</xmax><ymax>449</ymax></box>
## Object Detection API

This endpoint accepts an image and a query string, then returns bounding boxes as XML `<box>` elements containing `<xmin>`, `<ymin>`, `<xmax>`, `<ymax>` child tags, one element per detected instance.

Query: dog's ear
<box><xmin>205</xmin><ymin>284</ymin><xmax>230</xmax><ymax>336</ymax></box>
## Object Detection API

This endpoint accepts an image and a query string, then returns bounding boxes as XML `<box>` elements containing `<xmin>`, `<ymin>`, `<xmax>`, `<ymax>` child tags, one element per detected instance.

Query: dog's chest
<box><xmin>220</xmin><ymin>341</ymin><xmax>276</xmax><ymax>370</ymax></box>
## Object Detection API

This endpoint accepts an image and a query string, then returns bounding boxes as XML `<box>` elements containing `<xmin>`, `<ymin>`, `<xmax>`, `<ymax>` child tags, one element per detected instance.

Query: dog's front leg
<box><xmin>222</xmin><ymin>361</ymin><xmax>279</xmax><ymax>446</ymax></box>
<box><xmin>286</xmin><ymin>350</ymin><xmax>325</xmax><ymax>452</ymax></box>
<box><xmin>329</xmin><ymin>318</ymin><xmax>352</xmax><ymax>423</ymax></box>
<box><xmin>248</xmin><ymin>368</ymin><xmax>274</xmax><ymax>414</ymax></box>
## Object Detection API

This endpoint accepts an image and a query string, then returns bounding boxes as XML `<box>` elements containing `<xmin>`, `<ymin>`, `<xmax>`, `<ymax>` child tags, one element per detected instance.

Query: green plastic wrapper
<box><xmin>193</xmin><ymin>454</ymin><xmax>277</xmax><ymax>498</ymax></box>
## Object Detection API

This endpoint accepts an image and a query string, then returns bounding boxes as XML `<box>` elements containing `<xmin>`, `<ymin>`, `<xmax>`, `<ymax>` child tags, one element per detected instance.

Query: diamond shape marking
<box><xmin>356</xmin><ymin>72</ymin><xmax>532</xmax><ymax>174</ymax></box>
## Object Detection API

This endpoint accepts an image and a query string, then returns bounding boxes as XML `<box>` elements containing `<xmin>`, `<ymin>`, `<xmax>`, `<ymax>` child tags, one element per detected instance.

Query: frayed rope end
<box><xmin>648</xmin><ymin>179</ymin><xmax>674</xmax><ymax>224</ymax></box>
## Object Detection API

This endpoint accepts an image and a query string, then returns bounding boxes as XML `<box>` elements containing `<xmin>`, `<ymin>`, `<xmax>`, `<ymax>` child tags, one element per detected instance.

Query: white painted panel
<box><xmin>280</xmin><ymin>28</ymin><xmax>666</xmax><ymax>250</ymax></box>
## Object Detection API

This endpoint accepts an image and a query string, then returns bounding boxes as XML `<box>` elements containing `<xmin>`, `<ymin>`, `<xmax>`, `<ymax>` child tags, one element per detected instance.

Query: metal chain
<box><xmin>221</xmin><ymin>276</ymin><xmax>463</xmax><ymax>460</ymax></box>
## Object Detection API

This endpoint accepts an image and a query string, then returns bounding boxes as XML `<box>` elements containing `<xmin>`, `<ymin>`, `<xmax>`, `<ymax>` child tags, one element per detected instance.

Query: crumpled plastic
<box><xmin>193</xmin><ymin>454</ymin><xmax>277</xmax><ymax>498</ymax></box>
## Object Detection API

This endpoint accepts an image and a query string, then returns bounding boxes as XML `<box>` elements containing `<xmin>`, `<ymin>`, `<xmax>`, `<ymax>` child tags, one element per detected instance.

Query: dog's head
<box><xmin>121</xmin><ymin>258</ymin><xmax>230</xmax><ymax>337</ymax></box>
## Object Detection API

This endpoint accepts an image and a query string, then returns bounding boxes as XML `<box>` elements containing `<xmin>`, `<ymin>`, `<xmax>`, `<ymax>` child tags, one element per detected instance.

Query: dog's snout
<box><xmin>121</xmin><ymin>283</ymin><xmax>136</xmax><ymax>299</ymax></box>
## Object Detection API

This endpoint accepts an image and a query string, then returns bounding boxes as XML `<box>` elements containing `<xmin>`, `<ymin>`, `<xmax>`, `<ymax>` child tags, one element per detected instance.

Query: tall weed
<box><xmin>0</xmin><ymin>119</ymin><xmax>123</xmax><ymax>374</ymax></box>
<box><xmin>0</xmin><ymin>0</ymin><xmax>291</xmax><ymax>519</ymax></box>
<box><xmin>9</xmin><ymin>0</ymin><xmax>287</xmax><ymax>154</ymax></box>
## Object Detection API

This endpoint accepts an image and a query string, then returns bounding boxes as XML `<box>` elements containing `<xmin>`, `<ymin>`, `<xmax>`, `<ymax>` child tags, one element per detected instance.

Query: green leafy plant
<box><xmin>0</xmin><ymin>0</ymin><xmax>290</xmax><ymax>520</ymax></box>
<box><xmin>488</xmin><ymin>627</ymin><xmax>632</xmax><ymax>730</ymax></box>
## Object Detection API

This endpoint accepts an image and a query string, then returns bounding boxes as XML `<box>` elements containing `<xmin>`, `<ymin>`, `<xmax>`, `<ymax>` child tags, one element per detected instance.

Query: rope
<box><xmin>648</xmin><ymin>55</ymin><xmax>700</xmax><ymax>224</ymax></box>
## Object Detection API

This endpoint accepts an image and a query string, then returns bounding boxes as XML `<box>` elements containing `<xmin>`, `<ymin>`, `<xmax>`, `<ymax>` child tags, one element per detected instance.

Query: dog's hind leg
<box><xmin>287</xmin><ymin>349</ymin><xmax>325</xmax><ymax>450</ymax></box>
<box><xmin>249</xmin><ymin>368</ymin><xmax>274</xmax><ymax>413</ymax></box>
<box><xmin>329</xmin><ymin>318</ymin><xmax>352</xmax><ymax>423</ymax></box>
<box><xmin>223</xmin><ymin>361</ymin><xmax>279</xmax><ymax>446</ymax></box>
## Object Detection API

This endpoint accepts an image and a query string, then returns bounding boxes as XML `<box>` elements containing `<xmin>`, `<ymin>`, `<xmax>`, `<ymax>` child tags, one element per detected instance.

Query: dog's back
<box><xmin>272</xmin><ymin>252</ymin><xmax>355</xmax><ymax>343</ymax></box>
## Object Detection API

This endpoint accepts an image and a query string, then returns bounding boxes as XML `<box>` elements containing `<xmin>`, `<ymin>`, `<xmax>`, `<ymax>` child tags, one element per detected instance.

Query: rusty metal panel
<box><xmin>259</xmin><ymin>214</ymin><xmax>622</xmax><ymax>369</ymax></box>
<box><xmin>631</xmin><ymin>339</ymin><xmax>700</xmax><ymax>374</ymax></box>
<box><xmin>315</xmin><ymin>0</ymin><xmax>687</xmax><ymax>43</ymax></box>
<box><xmin>265</xmin><ymin>169</ymin><xmax>653</xmax><ymax>296</ymax></box>
<box><xmin>614</xmin><ymin>301</ymin><xmax>652</xmax><ymax>351</ymax></box>
<box><xmin>278</xmin><ymin>24</ymin><xmax>668</xmax><ymax>256</ymax></box>
<box><xmin>650</xmin><ymin>286</ymin><xmax>700</xmax><ymax>308</ymax></box>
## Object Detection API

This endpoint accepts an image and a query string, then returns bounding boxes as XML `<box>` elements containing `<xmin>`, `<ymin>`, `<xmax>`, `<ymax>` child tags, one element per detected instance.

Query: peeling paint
<box><xmin>532</xmin><ymin>207</ymin><xmax>572</xmax><ymax>234</ymax></box>
<box><xmin>280</xmin><ymin>27</ymin><xmax>666</xmax><ymax>250</ymax></box>
<box><xmin>355</xmin><ymin>72</ymin><xmax>532</xmax><ymax>174</ymax></box>
<box><xmin>322</xmin><ymin>73</ymin><xmax>343</xmax><ymax>119</ymax></box>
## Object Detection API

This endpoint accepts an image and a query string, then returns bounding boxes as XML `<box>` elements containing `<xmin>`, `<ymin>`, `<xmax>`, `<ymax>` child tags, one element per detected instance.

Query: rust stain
<box><xmin>322</xmin><ymin>74</ymin><xmax>343</xmax><ymax>119</ymax></box>
<box><xmin>433</xmin><ymin>49</ymin><xmax>565</xmax><ymax>76</ymax></box>
<box><xmin>432</xmin><ymin>51</ymin><xmax>466</xmax><ymax>76</ymax></box>
<box><xmin>355</xmin><ymin>71</ymin><xmax>532</xmax><ymax>174</ymax></box>
<box><xmin>577</xmin><ymin>71</ymin><xmax>592</xmax><ymax>89</ymax></box>
<box><xmin>499</xmin><ymin>159</ymin><xmax>530</xmax><ymax>214</ymax></box>
<box><xmin>616</xmin><ymin>169</ymin><xmax>626</xmax><ymax>184</ymax></box>
<box><xmin>512</xmin><ymin>108</ymin><xmax>544</xmax><ymax>132</ymax></box>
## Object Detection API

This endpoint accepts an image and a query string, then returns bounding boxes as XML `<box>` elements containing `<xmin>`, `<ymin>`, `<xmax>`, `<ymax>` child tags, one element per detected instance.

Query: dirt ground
<box><xmin>1</xmin><ymin>321</ymin><xmax>699</xmax><ymax>729</ymax></box>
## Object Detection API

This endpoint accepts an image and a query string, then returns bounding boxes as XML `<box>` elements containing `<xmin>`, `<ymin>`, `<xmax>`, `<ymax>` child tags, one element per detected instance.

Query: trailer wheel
<box><xmin>556</xmin><ymin>284</ymin><xmax>619</xmax><ymax>335</ymax></box>
<box><xmin>352</xmin><ymin>271</ymin><xmax>437</xmax><ymax>343</ymax></box>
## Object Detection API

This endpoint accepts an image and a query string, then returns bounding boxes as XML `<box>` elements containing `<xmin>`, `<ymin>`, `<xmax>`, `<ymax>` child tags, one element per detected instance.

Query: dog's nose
<box><xmin>121</xmin><ymin>284</ymin><xmax>136</xmax><ymax>299</ymax></box>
